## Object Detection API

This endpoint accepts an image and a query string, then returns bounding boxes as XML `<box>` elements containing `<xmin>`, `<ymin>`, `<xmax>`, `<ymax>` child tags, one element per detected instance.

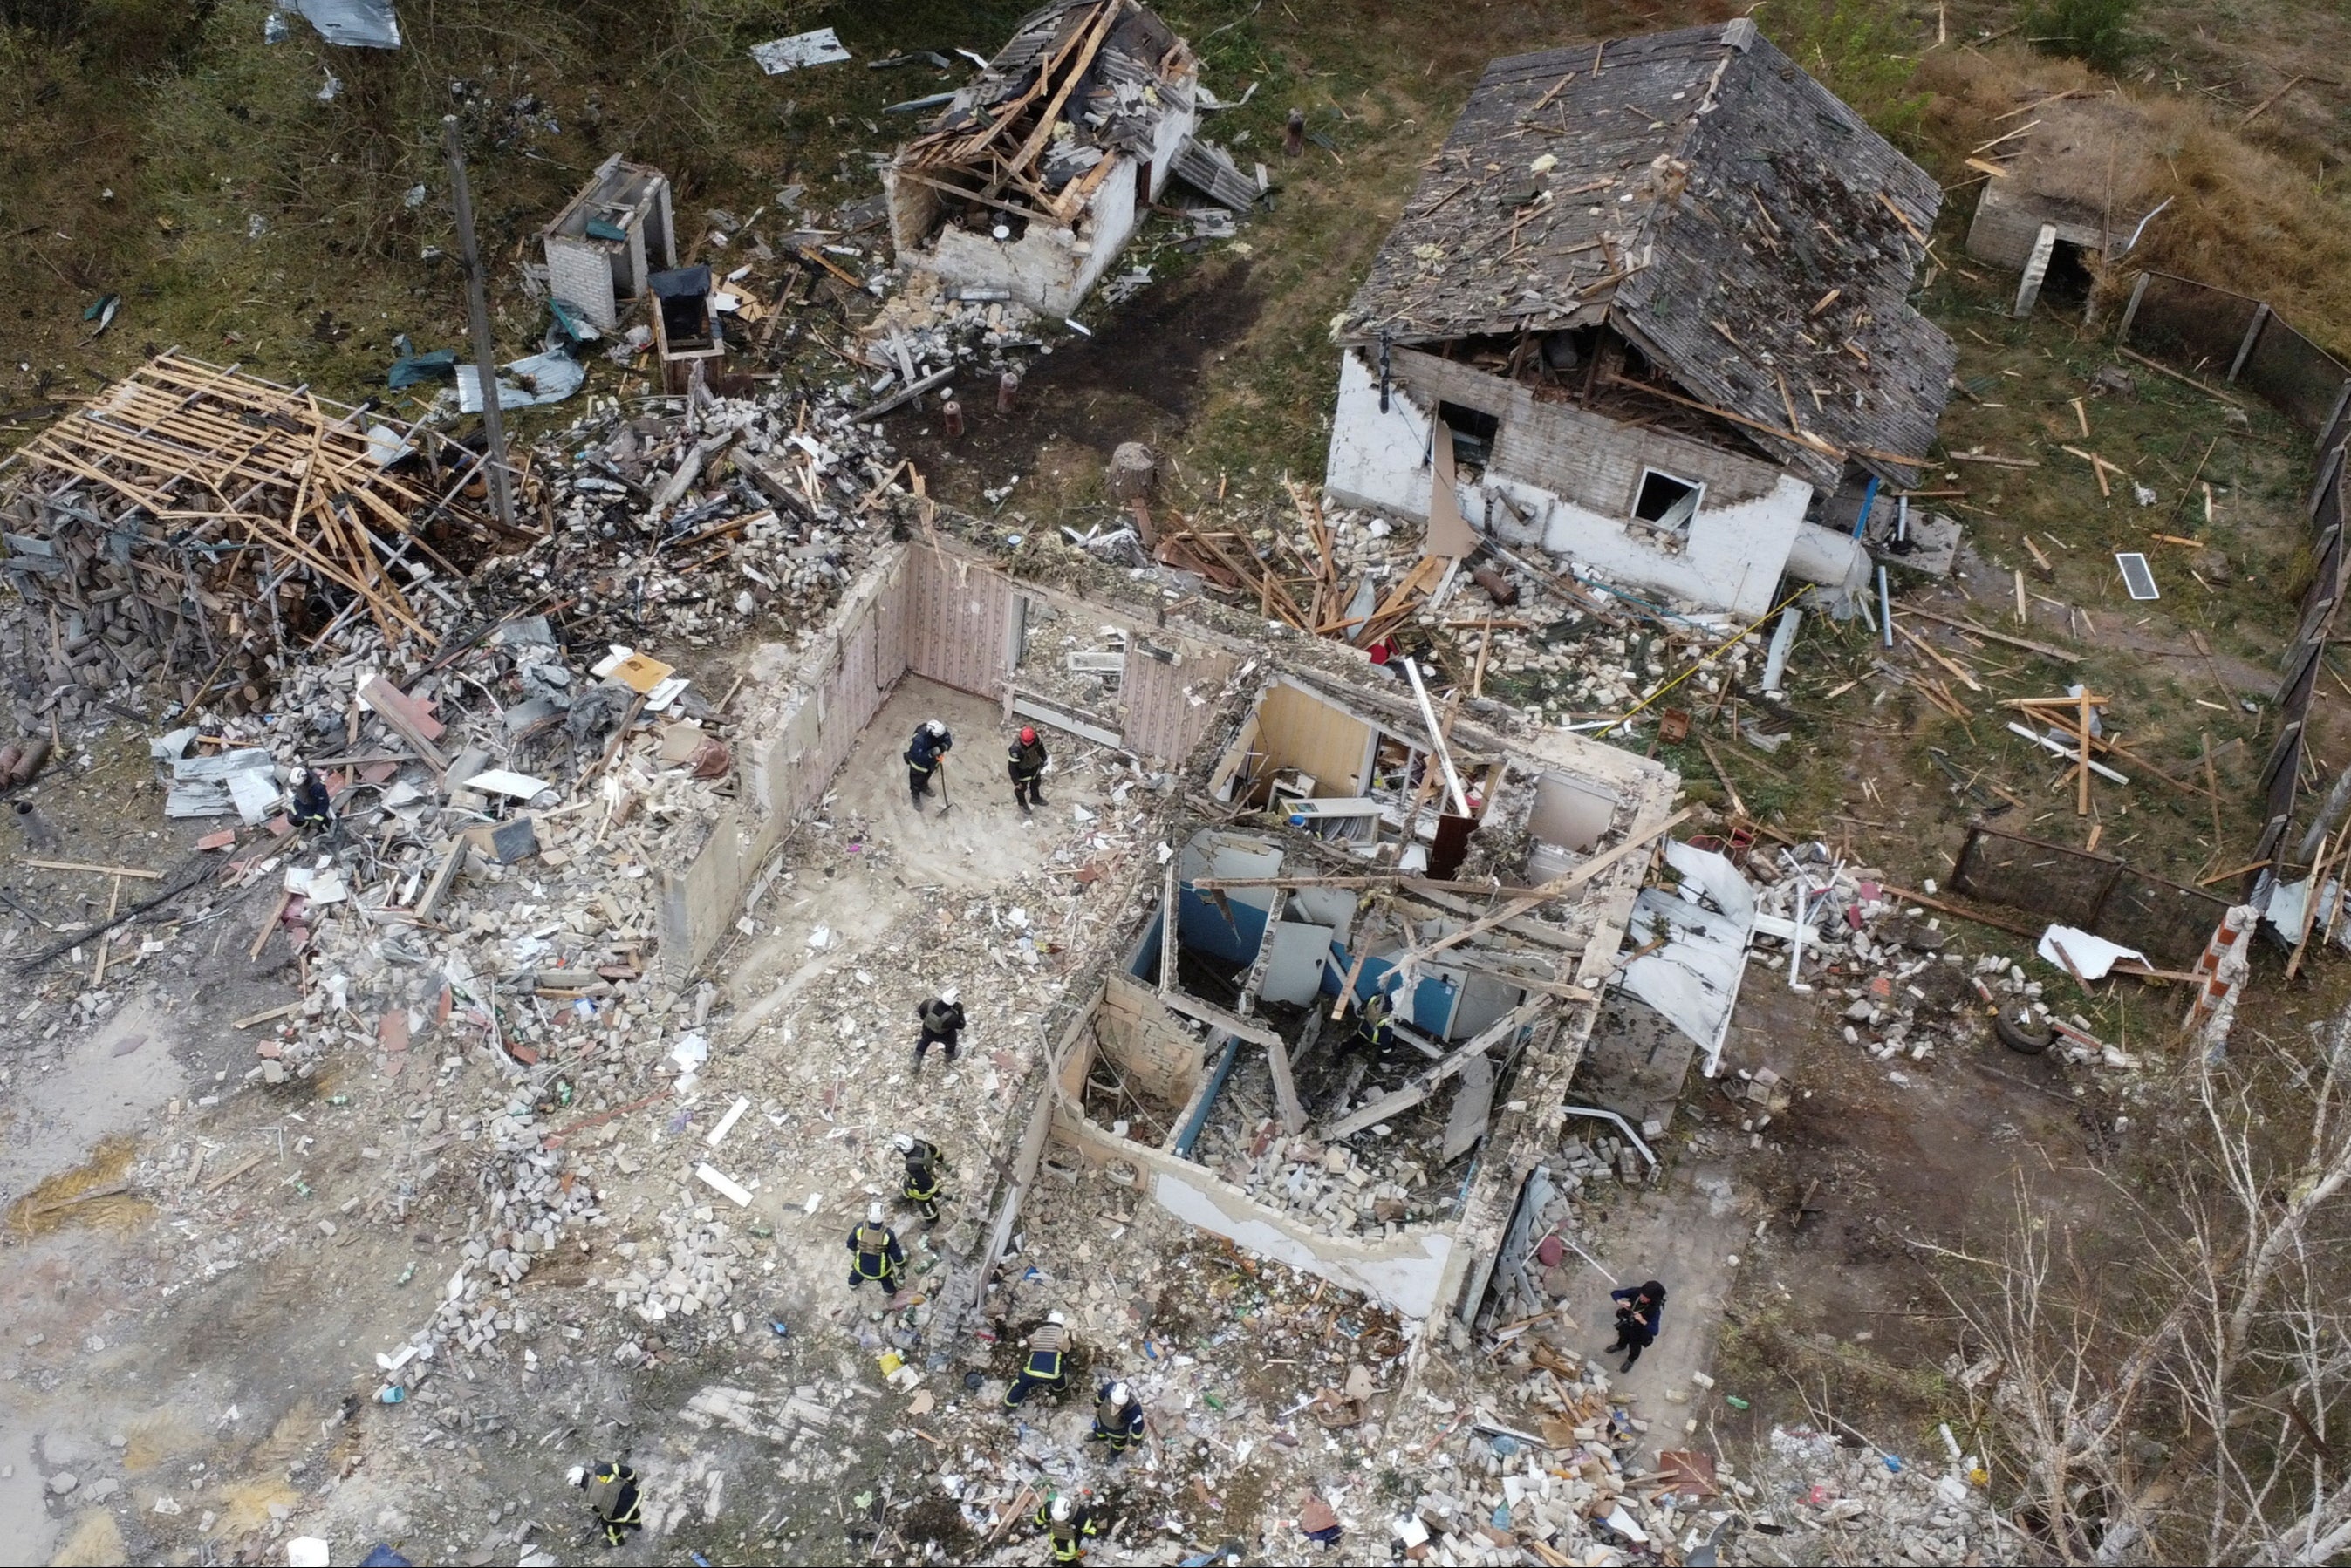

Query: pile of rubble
<box><xmin>858</xmin><ymin>270</ymin><xmax>1043</xmax><ymax>390</ymax></box>
<box><xmin>1190</xmin><ymin>1127</ymin><xmax>1432</xmax><ymax>1238</ymax></box>
<box><xmin>1174</xmin><ymin>494</ymin><xmax>1781</xmax><ymax>727</ymax></box>
<box><xmin>1406</xmin><ymin>1316</ymin><xmax>1999</xmax><ymax>1566</ymax></box>
<box><xmin>482</xmin><ymin>388</ymin><xmax>908</xmax><ymax>654</ymax></box>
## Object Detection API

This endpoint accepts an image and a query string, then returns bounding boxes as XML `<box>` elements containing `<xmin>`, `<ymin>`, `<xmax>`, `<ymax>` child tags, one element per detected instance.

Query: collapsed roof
<box><xmin>1336</xmin><ymin>21</ymin><xmax>1957</xmax><ymax>488</ymax></box>
<box><xmin>892</xmin><ymin>0</ymin><xmax>1196</xmax><ymax>226</ymax></box>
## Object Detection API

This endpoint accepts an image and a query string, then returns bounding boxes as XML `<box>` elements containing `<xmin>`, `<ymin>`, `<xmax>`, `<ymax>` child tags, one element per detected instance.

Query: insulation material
<box><xmin>457</xmin><ymin>351</ymin><xmax>585</xmax><ymax>412</ymax></box>
<box><xmin>1615</xmin><ymin>841</ymin><xmax>1754</xmax><ymax>1075</ymax></box>
<box><xmin>2036</xmin><ymin>924</ymin><xmax>2146</xmax><ymax>980</ymax></box>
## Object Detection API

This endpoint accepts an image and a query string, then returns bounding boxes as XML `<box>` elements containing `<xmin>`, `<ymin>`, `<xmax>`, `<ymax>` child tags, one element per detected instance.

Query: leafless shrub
<box><xmin>1937</xmin><ymin>1011</ymin><xmax>2351</xmax><ymax>1564</ymax></box>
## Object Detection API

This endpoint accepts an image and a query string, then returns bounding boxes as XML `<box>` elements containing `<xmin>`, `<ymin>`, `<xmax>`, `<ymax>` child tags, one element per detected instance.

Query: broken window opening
<box><xmin>1631</xmin><ymin>467</ymin><xmax>1702</xmax><ymax>532</ymax></box>
<box><xmin>1435</xmin><ymin>402</ymin><xmax>1500</xmax><ymax>480</ymax></box>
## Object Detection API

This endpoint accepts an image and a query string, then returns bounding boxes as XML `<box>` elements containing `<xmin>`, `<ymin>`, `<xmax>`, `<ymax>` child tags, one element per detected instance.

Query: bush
<box><xmin>1757</xmin><ymin>0</ymin><xmax>1930</xmax><ymax>147</ymax></box>
<box><xmin>2027</xmin><ymin>0</ymin><xmax>2138</xmax><ymax>76</ymax></box>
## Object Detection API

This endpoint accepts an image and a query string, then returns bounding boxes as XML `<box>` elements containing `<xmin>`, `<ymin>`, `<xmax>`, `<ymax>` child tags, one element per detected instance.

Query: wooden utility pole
<box><xmin>441</xmin><ymin>114</ymin><xmax>515</xmax><ymax>531</ymax></box>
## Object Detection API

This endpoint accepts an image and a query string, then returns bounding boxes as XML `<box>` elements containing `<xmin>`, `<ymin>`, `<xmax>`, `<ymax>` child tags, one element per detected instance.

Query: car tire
<box><xmin>1993</xmin><ymin>1004</ymin><xmax>2054</xmax><ymax>1056</ymax></box>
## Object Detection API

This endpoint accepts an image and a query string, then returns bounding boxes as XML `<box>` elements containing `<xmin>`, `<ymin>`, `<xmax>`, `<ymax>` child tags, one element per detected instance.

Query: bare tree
<box><xmin>1941</xmin><ymin>1006</ymin><xmax>2351</xmax><ymax>1565</ymax></box>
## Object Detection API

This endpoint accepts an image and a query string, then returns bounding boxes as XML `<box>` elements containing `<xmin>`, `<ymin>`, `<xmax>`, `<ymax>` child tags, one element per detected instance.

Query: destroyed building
<box><xmin>622</xmin><ymin>529</ymin><xmax>1676</xmax><ymax>1330</ymax></box>
<box><xmin>1038</xmin><ymin>664</ymin><xmax>1678</xmax><ymax>1322</ymax></box>
<box><xmin>1324</xmin><ymin>21</ymin><xmax>1957</xmax><ymax>617</ymax></box>
<box><xmin>883</xmin><ymin>0</ymin><xmax>1203</xmax><ymax>315</ymax></box>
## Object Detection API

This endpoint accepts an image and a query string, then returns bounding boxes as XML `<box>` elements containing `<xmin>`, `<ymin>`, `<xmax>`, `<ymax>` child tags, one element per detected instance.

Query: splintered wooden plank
<box><xmin>1322</xmin><ymin>999</ymin><xmax>1548</xmax><ymax>1140</ymax></box>
<box><xmin>1234</xmin><ymin>888</ymin><xmax>1288</xmax><ymax>1016</ymax></box>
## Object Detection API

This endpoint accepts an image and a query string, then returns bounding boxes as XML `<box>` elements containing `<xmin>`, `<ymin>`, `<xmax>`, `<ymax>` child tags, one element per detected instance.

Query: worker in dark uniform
<box><xmin>1004</xmin><ymin>1310</ymin><xmax>1072</xmax><ymax>1406</ymax></box>
<box><xmin>1606</xmin><ymin>1278</ymin><xmax>1667</xmax><ymax>1372</ymax></box>
<box><xmin>906</xmin><ymin>719</ymin><xmax>953</xmax><ymax>813</ymax></box>
<box><xmin>1340</xmin><ymin>980</ymin><xmax>1398</xmax><ymax>1060</ymax></box>
<box><xmin>1034</xmin><ymin>1494</ymin><xmax>1103</xmax><ymax>1565</ymax></box>
<box><xmin>1007</xmin><ymin>725</ymin><xmax>1048</xmax><ymax>815</ymax></box>
<box><xmin>1089</xmin><ymin>1379</ymin><xmax>1145</xmax><ymax>1454</ymax></box>
<box><xmin>288</xmin><ymin>765</ymin><xmax>335</xmax><ymax>834</ymax></box>
<box><xmin>894</xmin><ymin>1132</ymin><xmax>948</xmax><ymax>1225</ymax></box>
<box><xmin>568</xmin><ymin>1459</ymin><xmax>643</xmax><ymax>1548</ymax></box>
<box><xmin>913</xmin><ymin>990</ymin><xmax>965</xmax><ymax>1074</ymax></box>
<box><xmin>846</xmin><ymin>1202</ymin><xmax>905</xmax><ymax>1292</ymax></box>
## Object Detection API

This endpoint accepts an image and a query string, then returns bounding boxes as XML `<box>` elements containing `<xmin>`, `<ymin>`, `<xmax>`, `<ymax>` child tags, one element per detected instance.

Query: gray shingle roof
<box><xmin>1339</xmin><ymin>22</ymin><xmax>1954</xmax><ymax>487</ymax></box>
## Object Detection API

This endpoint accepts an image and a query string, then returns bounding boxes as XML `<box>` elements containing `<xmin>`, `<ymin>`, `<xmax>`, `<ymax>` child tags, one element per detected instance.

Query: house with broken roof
<box><xmin>884</xmin><ymin>0</ymin><xmax>1232</xmax><ymax>316</ymax></box>
<box><xmin>1324</xmin><ymin>21</ymin><xmax>1957</xmax><ymax>617</ymax></box>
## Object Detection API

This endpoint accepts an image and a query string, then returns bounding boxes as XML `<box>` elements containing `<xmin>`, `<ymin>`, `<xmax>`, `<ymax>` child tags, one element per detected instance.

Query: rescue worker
<box><xmin>913</xmin><ymin>990</ymin><xmax>966</xmax><ymax>1074</ymax></box>
<box><xmin>567</xmin><ymin>1458</ymin><xmax>643</xmax><ymax>1548</ymax></box>
<box><xmin>1007</xmin><ymin>725</ymin><xmax>1048</xmax><ymax>815</ymax></box>
<box><xmin>1033</xmin><ymin>1494</ymin><xmax>1103</xmax><ymax>1565</ymax></box>
<box><xmin>845</xmin><ymin>1202</ymin><xmax>905</xmax><ymax>1292</ymax></box>
<box><xmin>1089</xmin><ymin>1379</ymin><xmax>1145</xmax><ymax>1454</ymax></box>
<box><xmin>1004</xmin><ymin>1309</ymin><xmax>1073</xmax><ymax>1406</ymax></box>
<box><xmin>906</xmin><ymin>719</ymin><xmax>953</xmax><ymax>813</ymax></box>
<box><xmin>288</xmin><ymin>765</ymin><xmax>334</xmax><ymax>834</ymax></box>
<box><xmin>1340</xmin><ymin>980</ymin><xmax>1397</xmax><ymax>1060</ymax></box>
<box><xmin>895</xmin><ymin>1132</ymin><xmax>947</xmax><ymax>1225</ymax></box>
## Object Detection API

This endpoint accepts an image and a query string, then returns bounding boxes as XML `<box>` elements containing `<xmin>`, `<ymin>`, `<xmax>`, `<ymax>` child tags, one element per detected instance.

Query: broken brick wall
<box><xmin>659</xmin><ymin>549</ymin><xmax>911</xmax><ymax>984</ymax></box>
<box><xmin>1095</xmin><ymin>971</ymin><xmax>1203</xmax><ymax>1108</ymax></box>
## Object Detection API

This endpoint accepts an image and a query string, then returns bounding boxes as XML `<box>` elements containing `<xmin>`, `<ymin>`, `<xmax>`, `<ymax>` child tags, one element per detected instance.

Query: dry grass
<box><xmin>1920</xmin><ymin>43</ymin><xmax>2351</xmax><ymax>356</ymax></box>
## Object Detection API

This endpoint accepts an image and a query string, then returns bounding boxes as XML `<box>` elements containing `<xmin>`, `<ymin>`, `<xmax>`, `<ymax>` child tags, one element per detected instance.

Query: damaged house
<box><xmin>884</xmin><ymin>0</ymin><xmax>1221</xmax><ymax>315</ymax></box>
<box><xmin>1042</xmin><ymin>664</ymin><xmax>1678</xmax><ymax>1322</ymax></box>
<box><xmin>1325</xmin><ymin>21</ymin><xmax>1956</xmax><ymax>617</ymax></box>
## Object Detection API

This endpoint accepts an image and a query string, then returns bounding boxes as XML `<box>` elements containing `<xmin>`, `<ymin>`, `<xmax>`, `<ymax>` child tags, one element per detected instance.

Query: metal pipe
<box><xmin>1849</xmin><ymin>474</ymin><xmax>1880</xmax><ymax>540</ymax></box>
<box><xmin>1561</xmin><ymin>1103</ymin><xmax>1657</xmax><ymax>1168</ymax></box>
<box><xmin>1877</xmin><ymin>565</ymin><xmax>1893</xmax><ymax>649</ymax></box>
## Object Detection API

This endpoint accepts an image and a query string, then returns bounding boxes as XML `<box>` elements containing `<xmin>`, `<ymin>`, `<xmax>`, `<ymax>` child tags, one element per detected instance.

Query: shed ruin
<box><xmin>882</xmin><ymin>0</ymin><xmax>1201</xmax><ymax>315</ymax></box>
<box><xmin>1960</xmin><ymin>96</ymin><xmax>2167</xmax><ymax>317</ymax></box>
<box><xmin>1324</xmin><ymin>22</ymin><xmax>1957</xmax><ymax>617</ymax></box>
<box><xmin>541</xmin><ymin>155</ymin><xmax>677</xmax><ymax>334</ymax></box>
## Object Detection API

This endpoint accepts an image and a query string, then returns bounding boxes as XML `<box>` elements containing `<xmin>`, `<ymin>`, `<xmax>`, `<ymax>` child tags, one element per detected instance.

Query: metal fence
<box><xmin>2117</xmin><ymin>273</ymin><xmax>2351</xmax><ymax>874</ymax></box>
<box><xmin>2118</xmin><ymin>272</ymin><xmax>2351</xmax><ymax>433</ymax></box>
<box><xmin>1950</xmin><ymin>821</ymin><xmax>2236</xmax><ymax>968</ymax></box>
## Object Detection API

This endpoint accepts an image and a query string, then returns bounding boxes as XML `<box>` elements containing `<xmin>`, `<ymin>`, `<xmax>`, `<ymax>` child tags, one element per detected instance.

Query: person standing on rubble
<box><xmin>288</xmin><ymin>765</ymin><xmax>335</xmax><ymax>835</ymax></box>
<box><xmin>1034</xmin><ymin>1494</ymin><xmax>1103</xmax><ymax>1565</ymax></box>
<box><xmin>1339</xmin><ymin>977</ymin><xmax>1398</xmax><ymax>1060</ymax></box>
<box><xmin>906</xmin><ymin>719</ymin><xmax>953</xmax><ymax>813</ymax></box>
<box><xmin>1605</xmin><ymin>1278</ymin><xmax>1667</xmax><ymax>1372</ymax></box>
<box><xmin>567</xmin><ymin>1458</ymin><xmax>643</xmax><ymax>1548</ymax></box>
<box><xmin>1004</xmin><ymin>1310</ymin><xmax>1074</xmax><ymax>1406</ymax></box>
<box><xmin>894</xmin><ymin>1132</ymin><xmax>948</xmax><ymax>1225</ymax></box>
<box><xmin>912</xmin><ymin>990</ymin><xmax>966</xmax><ymax>1074</ymax></box>
<box><xmin>1089</xmin><ymin>1379</ymin><xmax>1145</xmax><ymax>1455</ymax></box>
<box><xmin>1007</xmin><ymin>725</ymin><xmax>1049</xmax><ymax>815</ymax></box>
<box><xmin>846</xmin><ymin>1202</ymin><xmax>906</xmax><ymax>1293</ymax></box>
